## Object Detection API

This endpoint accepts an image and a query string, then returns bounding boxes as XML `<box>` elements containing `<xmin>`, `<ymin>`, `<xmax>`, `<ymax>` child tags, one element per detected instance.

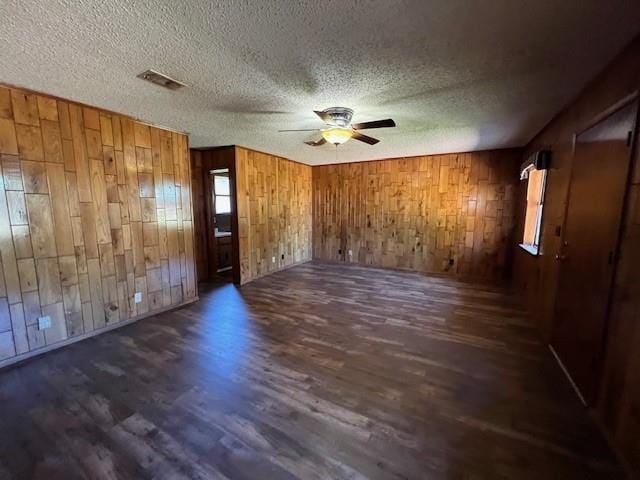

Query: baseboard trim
<box><xmin>548</xmin><ymin>344</ymin><xmax>587</xmax><ymax>406</ymax></box>
<box><xmin>548</xmin><ymin>344</ymin><xmax>635</xmax><ymax>476</ymax></box>
<box><xmin>310</xmin><ymin>258</ymin><xmax>511</xmax><ymax>288</ymax></box>
<box><xmin>0</xmin><ymin>296</ymin><xmax>199</xmax><ymax>371</ymax></box>
<box><xmin>240</xmin><ymin>259</ymin><xmax>311</xmax><ymax>285</ymax></box>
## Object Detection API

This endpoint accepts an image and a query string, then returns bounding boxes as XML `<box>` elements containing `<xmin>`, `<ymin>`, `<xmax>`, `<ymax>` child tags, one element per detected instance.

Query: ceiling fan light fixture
<box><xmin>321</xmin><ymin>127</ymin><xmax>353</xmax><ymax>145</ymax></box>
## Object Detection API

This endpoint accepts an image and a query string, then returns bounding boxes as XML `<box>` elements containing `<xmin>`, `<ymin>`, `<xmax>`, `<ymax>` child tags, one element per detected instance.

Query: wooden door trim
<box><xmin>578</xmin><ymin>92</ymin><xmax>638</xmax><ymax>136</ymax></box>
<box><xmin>229</xmin><ymin>149</ymin><xmax>241</xmax><ymax>285</ymax></box>
<box><xmin>552</xmin><ymin>97</ymin><xmax>639</xmax><ymax>405</ymax></box>
<box><xmin>559</xmin><ymin>92</ymin><xmax>639</xmax><ymax>257</ymax></box>
<box><xmin>203</xmin><ymin>160</ymin><xmax>215</xmax><ymax>281</ymax></box>
<box><xmin>593</xmin><ymin>97</ymin><xmax>640</xmax><ymax>403</ymax></box>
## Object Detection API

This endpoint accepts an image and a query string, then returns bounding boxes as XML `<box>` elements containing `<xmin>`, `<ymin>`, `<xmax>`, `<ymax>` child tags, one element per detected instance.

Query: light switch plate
<box><xmin>348</xmin><ymin>250</ymin><xmax>353</xmax><ymax>256</ymax></box>
<box><xmin>38</xmin><ymin>316</ymin><xmax>51</xmax><ymax>330</ymax></box>
<box><xmin>272</xmin><ymin>256</ymin><xmax>276</xmax><ymax>263</ymax></box>
<box><xmin>134</xmin><ymin>292</ymin><xmax>142</xmax><ymax>304</ymax></box>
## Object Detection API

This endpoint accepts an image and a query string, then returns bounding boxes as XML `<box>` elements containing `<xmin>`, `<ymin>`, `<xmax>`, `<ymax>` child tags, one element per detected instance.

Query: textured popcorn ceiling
<box><xmin>1</xmin><ymin>1</ymin><xmax>640</xmax><ymax>165</ymax></box>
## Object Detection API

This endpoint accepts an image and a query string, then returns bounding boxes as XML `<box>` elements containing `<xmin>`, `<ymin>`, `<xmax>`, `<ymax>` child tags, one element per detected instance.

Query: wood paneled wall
<box><xmin>312</xmin><ymin>150</ymin><xmax>520</xmax><ymax>280</ymax></box>
<box><xmin>512</xmin><ymin>36</ymin><xmax>640</xmax><ymax>472</ymax></box>
<box><xmin>235</xmin><ymin>147</ymin><xmax>312</xmax><ymax>284</ymax></box>
<box><xmin>0</xmin><ymin>85</ymin><xmax>197</xmax><ymax>366</ymax></box>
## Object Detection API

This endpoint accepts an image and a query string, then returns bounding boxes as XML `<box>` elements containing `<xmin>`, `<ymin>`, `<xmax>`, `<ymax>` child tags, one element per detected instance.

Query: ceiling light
<box><xmin>321</xmin><ymin>127</ymin><xmax>353</xmax><ymax>145</ymax></box>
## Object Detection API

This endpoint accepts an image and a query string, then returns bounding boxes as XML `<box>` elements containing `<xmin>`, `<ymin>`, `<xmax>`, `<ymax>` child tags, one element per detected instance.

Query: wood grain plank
<box><xmin>68</xmin><ymin>104</ymin><xmax>92</xmax><ymax>201</ymax></box>
<box><xmin>1</xmin><ymin>155</ymin><xmax>22</xmax><ymax>189</ymax></box>
<box><xmin>90</xmin><ymin>159</ymin><xmax>111</xmax><ymax>245</ymax></box>
<box><xmin>21</xmin><ymin>160</ymin><xmax>47</xmax><ymax>193</ymax></box>
<box><xmin>87</xmin><ymin>258</ymin><xmax>105</xmax><ymax>329</ymax></box>
<box><xmin>46</xmin><ymin>163</ymin><xmax>74</xmax><ymax>256</ymax></box>
<box><xmin>0</xmin><ymin>118</ymin><xmax>19</xmax><ymax>155</ymax></box>
<box><xmin>17</xmin><ymin>258</ymin><xmax>38</xmax><ymax>293</ymax></box>
<box><xmin>0</xmin><ymin>87</ymin><xmax>12</xmax><ymax>119</ymax></box>
<box><xmin>25</xmin><ymin>194</ymin><xmax>57</xmax><ymax>258</ymax></box>
<box><xmin>9</xmin><ymin>302</ymin><xmax>29</xmax><ymax>354</ymax></box>
<box><xmin>10</xmin><ymin>90</ymin><xmax>39</xmax><ymax>126</ymax></box>
<box><xmin>12</xmin><ymin>225</ymin><xmax>33</xmax><ymax>259</ymax></box>
<box><xmin>0</xmin><ymin>163</ymin><xmax>21</xmax><ymax>304</ymax></box>
<box><xmin>82</xmin><ymin>108</ymin><xmax>100</xmax><ymax>131</ymax></box>
<box><xmin>41</xmin><ymin>120</ymin><xmax>63</xmax><ymax>163</ymax></box>
<box><xmin>0</xmin><ymin>330</ymin><xmax>15</xmax><ymax>360</ymax></box>
<box><xmin>36</xmin><ymin>96</ymin><xmax>58</xmax><ymax>122</ymax></box>
<box><xmin>122</xmin><ymin>118</ymin><xmax>141</xmax><ymax>222</ymax></box>
<box><xmin>15</xmin><ymin>124</ymin><xmax>43</xmax><ymax>161</ymax></box>
<box><xmin>6</xmin><ymin>190</ymin><xmax>28</xmax><ymax>225</ymax></box>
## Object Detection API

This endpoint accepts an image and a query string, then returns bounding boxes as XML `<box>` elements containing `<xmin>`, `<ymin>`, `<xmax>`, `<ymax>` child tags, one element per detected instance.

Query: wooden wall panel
<box><xmin>0</xmin><ymin>85</ymin><xmax>197</xmax><ymax>367</ymax></box>
<box><xmin>235</xmin><ymin>147</ymin><xmax>312</xmax><ymax>284</ymax></box>
<box><xmin>312</xmin><ymin>150</ymin><xmax>520</xmax><ymax>280</ymax></box>
<box><xmin>191</xmin><ymin>150</ymin><xmax>207</xmax><ymax>281</ymax></box>
<box><xmin>513</xmin><ymin>36</ymin><xmax>640</xmax><ymax>473</ymax></box>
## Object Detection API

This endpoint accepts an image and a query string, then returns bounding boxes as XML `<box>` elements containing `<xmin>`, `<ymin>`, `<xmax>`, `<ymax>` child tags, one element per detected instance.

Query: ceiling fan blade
<box><xmin>352</xmin><ymin>131</ymin><xmax>379</xmax><ymax>145</ymax></box>
<box><xmin>304</xmin><ymin>138</ymin><xmax>327</xmax><ymax>146</ymax></box>
<box><xmin>278</xmin><ymin>128</ymin><xmax>321</xmax><ymax>132</ymax></box>
<box><xmin>351</xmin><ymin>119</ymin><xmax>396</xmax><ymax>130</ymax></box>
<box><xmin>314</xmin><ymin>110</ymin><xmax>332</xmax><ymax>123</ymax></box>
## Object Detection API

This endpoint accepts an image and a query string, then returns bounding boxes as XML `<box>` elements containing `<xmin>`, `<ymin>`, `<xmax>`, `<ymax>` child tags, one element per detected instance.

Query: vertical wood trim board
<box><xmin>234</xmin><ymin>146</ymin><xmax>312</xmax><ymax>284</ymax></box>
<box><xmin>191</xmin><ymin>149</ymin><xmax>208</xmax><ymax>281</ymax></box>
<box><xmin>0</xmin><ymin>86</ymin><xmax>197</xmax><ymax>365</ymax></box>
<box><xmin>312</xmin><ymin>150</ymin><xmax>521</xmax><ymax>280</ymax></box>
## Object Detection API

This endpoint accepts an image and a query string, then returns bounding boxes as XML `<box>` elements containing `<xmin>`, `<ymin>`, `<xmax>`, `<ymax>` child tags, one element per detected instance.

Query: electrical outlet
<box><xmin>348</xmin><ymin>250</ymin><xmax>353</xmax><ymax>256</ymax></box>
<box><xmin>37</xmin><ymin>315</ymin><xmax>51</xmax><ymax>330</ymax></box>
<box><xmin>272</xmin><ymin>256</ymin><xmax>276</xmax><ymax>263</ymax></box>
<box><xmin>134</xmin><ymin>292</ymin><xmax>142</xmax><ymax>304</ymax></box>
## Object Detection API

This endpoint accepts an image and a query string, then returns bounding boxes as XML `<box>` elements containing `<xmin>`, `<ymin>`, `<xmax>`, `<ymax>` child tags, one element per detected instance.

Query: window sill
<box><xmin>518</xmin><ymin>244</ymin><xmax>540</xmax><ymax>256</ymax></box>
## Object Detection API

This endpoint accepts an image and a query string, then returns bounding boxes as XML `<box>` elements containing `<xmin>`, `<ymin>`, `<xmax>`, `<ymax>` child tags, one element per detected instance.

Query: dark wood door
<box><xmin>551</xmin><ymin>100</ymin><xmax>638</xmax><ymax>403</ymax></box>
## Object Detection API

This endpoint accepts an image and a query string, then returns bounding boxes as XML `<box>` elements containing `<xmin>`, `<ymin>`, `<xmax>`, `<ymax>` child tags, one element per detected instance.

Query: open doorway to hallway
<box><xmin>210</xmin><ymin>167</ymin><xmax>234</xmax><ymax>281</ymax></box>
<box><xmin>191</xmin><ymin>146</ymin><xmax>241</xmax><ymax>285</ymax></box>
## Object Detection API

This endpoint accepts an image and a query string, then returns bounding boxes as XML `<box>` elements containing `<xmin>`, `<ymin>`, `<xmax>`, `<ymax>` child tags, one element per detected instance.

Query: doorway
<box><xmin>551</xmin><ymin>99</ymin><xmax>638</xmax><ymax>404</ymax></box>
<box><xmin>209</xmin><ymin>168</ymin><xmax>234</xmax><ymax>280</ymax></box>
<box><xmin>191</xmin><ymin>146</ymin><xmax>241</xmax><ymax>285</ymax></box>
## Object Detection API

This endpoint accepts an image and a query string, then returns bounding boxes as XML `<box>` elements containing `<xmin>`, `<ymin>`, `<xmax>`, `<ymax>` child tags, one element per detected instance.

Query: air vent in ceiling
<box><xmin>137</xmin><ymin>70</ymin><xmax>187</xmax><ymax>90</ymax></box>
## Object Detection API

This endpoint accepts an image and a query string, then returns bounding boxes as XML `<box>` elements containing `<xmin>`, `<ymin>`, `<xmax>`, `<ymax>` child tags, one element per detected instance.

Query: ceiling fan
<box><xmin>278</xmin><ymin>107</ymin><xmax>396</xmax><ymax>146</ymax></box>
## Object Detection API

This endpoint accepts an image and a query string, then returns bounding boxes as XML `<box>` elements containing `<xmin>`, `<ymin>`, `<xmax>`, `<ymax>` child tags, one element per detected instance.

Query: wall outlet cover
<box><xmin>134</xmin><ymin>292</ymin><xmax>142</xmax><ymax>303</ymax></box>
<box><xmin>272</xmin><ymin>256</ymin><xmax>276</xmax><ymax>263</ymax></box>
<box><xmin>37</xmin><ymin>316</ymin><xmax>51</xmax><ymax>330</ymax></box>
<box><xmin>348</xmin><ymin>250</ymin><xmax>353</xmax><ymax>256</ymax></box>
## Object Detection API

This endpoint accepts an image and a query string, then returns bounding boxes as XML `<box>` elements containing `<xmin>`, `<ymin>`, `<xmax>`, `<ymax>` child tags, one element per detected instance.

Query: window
<box><xmin>520</xmin><ymin>167</ymin><xmax>547</xmax><ymax>255</ymax></box>
<box><xmin>212</xmin><ymin>172</ymin><xmax>231</xmax><ymax>214</ymax></box>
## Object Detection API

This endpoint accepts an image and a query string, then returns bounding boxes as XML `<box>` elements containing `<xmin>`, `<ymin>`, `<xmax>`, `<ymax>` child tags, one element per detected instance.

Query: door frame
<box><xmin>196</xmin><ymin>146</ymin><xmax>241</xmax><ymax>285</ymax></box>
<box><xmin>552</xmin><ymin>93</ymin><xmax>639</xmax><ymax>405</ymax></box>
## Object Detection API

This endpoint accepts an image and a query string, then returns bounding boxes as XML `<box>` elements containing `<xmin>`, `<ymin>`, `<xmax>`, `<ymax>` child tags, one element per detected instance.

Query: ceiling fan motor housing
<box><xmin>323</xmin><ymin>107</ymin><xmax>354</xmax><ymax>127</ymax></box>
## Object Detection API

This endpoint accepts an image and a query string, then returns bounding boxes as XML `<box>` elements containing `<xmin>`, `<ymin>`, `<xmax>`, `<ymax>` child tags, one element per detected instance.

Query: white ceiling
<box><xmin>1</xmin><ymin>1</ymin><xmax>639</xmax><ymax>165</ymax></box>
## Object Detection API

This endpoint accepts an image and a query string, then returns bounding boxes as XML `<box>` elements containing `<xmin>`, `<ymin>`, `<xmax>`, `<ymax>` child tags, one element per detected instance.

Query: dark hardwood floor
<box><xmin>0</xmin><ymin>262</ymin><xmax>623</xmax><ymax>479</ymax></box>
